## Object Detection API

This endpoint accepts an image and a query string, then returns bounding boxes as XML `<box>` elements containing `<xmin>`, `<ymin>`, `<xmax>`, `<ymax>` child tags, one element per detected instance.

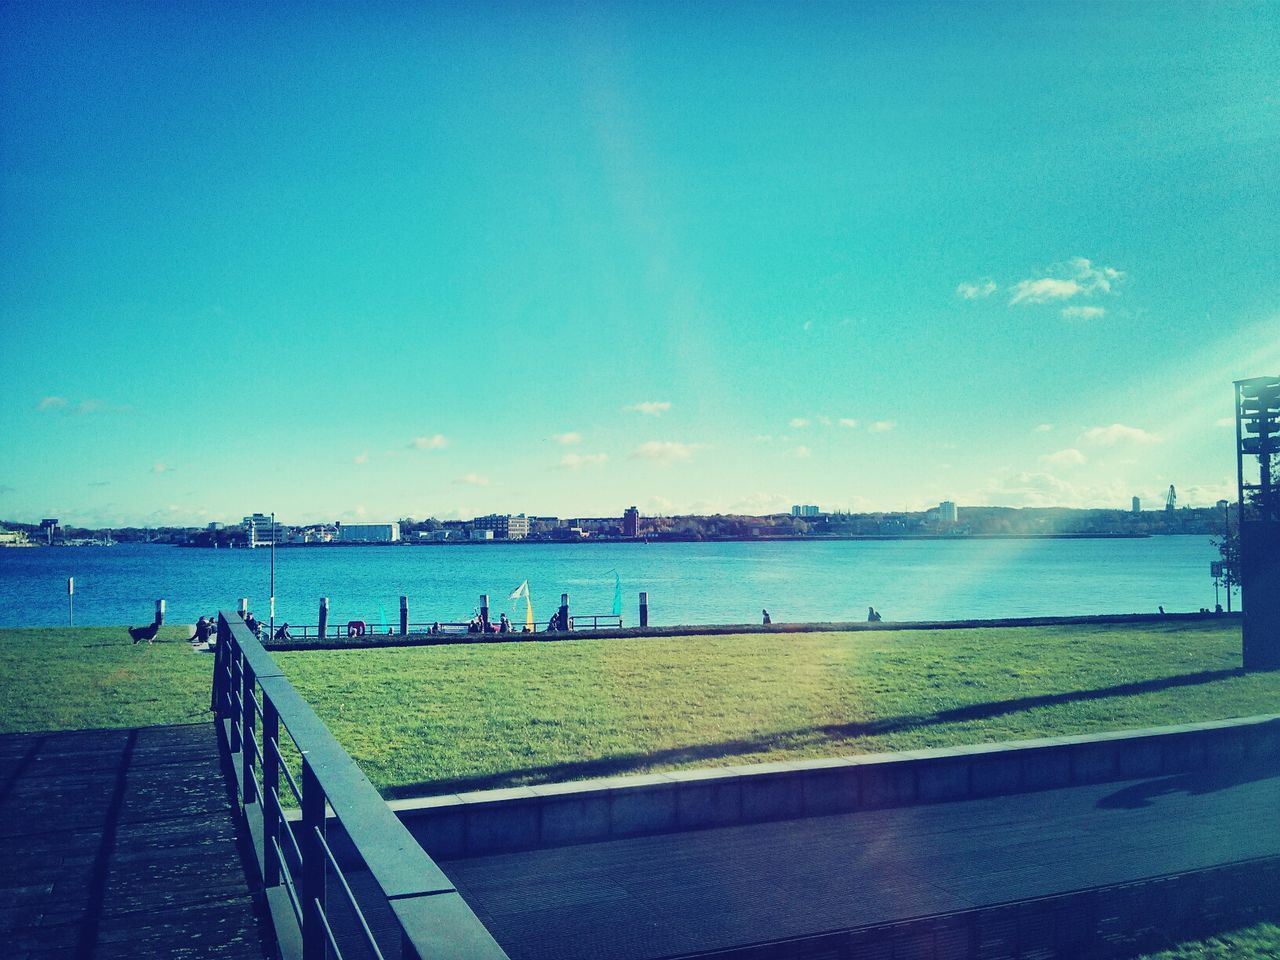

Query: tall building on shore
<box><xmin>336</xmin><ymin>522</ymin><xmax>400</xmax><ymax>542</ymax></box>
<box><xmin>242</xmin><ymin>513</ymin><xmax>286</xmax><ymax>548</ymax></box>
<box><xmin>791</xmin><ymin>504</ymin><xmax>820</xmax><ymax>517</ymax></box>
<box><xmin>473</xmin><ymin>514</ymin><xmax>530</xmax><ymax>540</ymax></box>
<box><xmin>622</xmin><ymin>506</ymin><xmax>640</xmax><ymax>538</ymax></box>
<box><xmin>938</xmin><ymin>500</ymin><xmax>958</xmax><ymax>523</ymax></box>
<box><xmin>1132</xmin><ymin>496</ymin><xmax>1141</xmax><ymax>514</ymax></box>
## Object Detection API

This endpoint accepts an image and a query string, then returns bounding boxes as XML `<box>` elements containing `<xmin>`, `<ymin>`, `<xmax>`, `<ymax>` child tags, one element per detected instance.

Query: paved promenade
<box><xmin>440</xmin><ymin>764</ymin><xmax>1280</xmax><ymax>960</ymax></box>
<box><xmin>0</xmin><ymin>724</ymin><xmax>272</xmax><ymax>960</ymax></box>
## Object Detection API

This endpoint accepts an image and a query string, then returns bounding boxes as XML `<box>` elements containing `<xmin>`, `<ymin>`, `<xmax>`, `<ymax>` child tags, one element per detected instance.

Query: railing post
<box><xmin>639</xmin><ymin>591</ymin><xmax>649</xmax><ymax>628</ymax></box>
<box><xmin>480</xmin><ymin>594</ymin><xmax>490</xmax><ymax>631</ymax></box>
<box><xmin>559</xmin><ymin>593</ymin><xmax>570</xmax><ymax>631</ymax></box>
<box><xmin>400</xmin><ymin>595</ymin><xmax>409</xmax><ymax>635</ymax></box>
<box><xmin>301</xmin><ymin>756</ymin><xmax>326</xmax><ymax>960</ymax></box>
<box><xmin>318</xmin><ymin>597</ymin><xmax>329</xmax><ymax>640</ymax></box>
<box><xmin>262</xmin><ymin>696</ymin><xmax>280</xmax><ymax>887</ymax></box>
<box><xmin>241</xmin><ymin>660</ymin><xmax>257</xmax><ymax>806</ymax></box>
<box><xmin>230</xmin><ymin>644</ymin><xmax>243</xmax><ymax>754</ymax></box>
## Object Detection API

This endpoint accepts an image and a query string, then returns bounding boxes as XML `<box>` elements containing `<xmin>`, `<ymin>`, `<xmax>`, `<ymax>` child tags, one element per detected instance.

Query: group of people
<box><xmin>464</xmin><ymin>613</ymin><xmax>524</xmax><ymax>634</ymax></box>
<box><xmin>760</xmin><ymin>607</ymin><xmax>883</xmax><ymax>625</ymax></box>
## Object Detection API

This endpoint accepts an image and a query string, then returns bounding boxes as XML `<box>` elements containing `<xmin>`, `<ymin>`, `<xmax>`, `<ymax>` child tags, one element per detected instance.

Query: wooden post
<box><xmin>318</xmin><ymin>597</ymin><xmax>329</xmax><ymax>640</ymax></box>
<box><xmin>301</xmin><ymin>759</ymin><xmax>326</xmax><ymax>960</ymax></box>
<box><xmin>559</xmin><ymin>593</ymin><xmax>570</xmax><ymax>631</ymax></box>
<box><xmin>480</xmin><ymin>594</ymin><xmax>490</xmax><ymax>630</ymax></box>
<box><xmin>241</xmin><ymin>661</ymin><xmax>256</xmax><ymax>807</ymax></box>
<box><xmin>155</xmin><ymin>598</ymin><xmax>165</xmax><ymax>626</ymax></box>
<box><xmin>639</xmin><ymin>591</ymin><xmax>649</xmax><ymax>628</ymax></box>
<box><xmin>400</xmin><ymin>595</ymin><xmax>409</xmax><ymax>635</ymax></box>
<box><xmin>262</xmin><ymin>697</ymin><xmax>280</xmax><ymax>887</ymax></box>
<box><xmin>238</xmin><ymin>597</ymin><xmax>249</xmax><ymax>619</ymax></box>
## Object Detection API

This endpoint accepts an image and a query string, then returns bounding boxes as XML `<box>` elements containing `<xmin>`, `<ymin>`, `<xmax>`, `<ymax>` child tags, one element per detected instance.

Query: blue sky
<box><xmin>2</xmin><ymin>1</ymin><xmax>1277</xmax><ymax>527</ymax></box>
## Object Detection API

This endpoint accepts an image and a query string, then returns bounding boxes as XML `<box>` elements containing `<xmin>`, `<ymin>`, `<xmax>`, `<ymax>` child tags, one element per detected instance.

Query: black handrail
<box><xmin>213</xmin><ymin>611</ymin><xmax>508</xmax><ymax>960</ymax></box>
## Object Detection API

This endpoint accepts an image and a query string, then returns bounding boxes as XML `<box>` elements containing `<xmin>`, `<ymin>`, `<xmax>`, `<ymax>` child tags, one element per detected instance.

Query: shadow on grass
<box><xmin>382</xmin><ymin>667</ymin><xmax>1245</xmax><ymax>798</ymax></box>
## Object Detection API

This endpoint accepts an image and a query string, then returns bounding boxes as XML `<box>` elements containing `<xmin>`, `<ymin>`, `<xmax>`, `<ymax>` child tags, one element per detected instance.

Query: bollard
<box><xmin>68</xmin><ymin>577</ymin><xmax>74</xmax><ymax>627</ymax></box>
<box><xmin>639</xmin><ymin>591</ymin><xmax>648</xmax><ymax>628</ymax></box>
<box><xmin>559</xmin><ymin>593</ymin><xmax>571</xmax><ymax>631</ymax></box>
<box><xmin>238</xmin><ymin>598</ymin><xmax>249</xmax><ymax>620</ymax></box>
<box><xmin>318</xmin><ymin>597</ymin><xmax>329</xmax><ymax>640</ymax></box>
<box><xmin>155</xmin><ymin>598</ymin><xmax>165</xmax><ymax>626</ymax></box>
<box><xmin>480</xmin><ymin>594</ymin><xmax>490</xmax><ymax>630</ymax></box>
<box><xmin>399</xmin><ymin>595</ymin><xmax>409</xmax><ymax>635</ymax></box>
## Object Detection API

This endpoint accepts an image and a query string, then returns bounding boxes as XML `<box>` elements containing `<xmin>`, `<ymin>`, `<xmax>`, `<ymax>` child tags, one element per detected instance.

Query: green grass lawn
<box><xmin>1137</xmin><ymin>923</ymin><xmax>1280</xmax><ymax>960</ymax></box>
<box><xmin>6</xmin><ymin>619</ymin><xmax>1272</xmax><ymax>798</ymax></box>
<box><xmin>0</xmin><ymin>625</ymin><xmax>212</xmax><ymax>731</ymax></box>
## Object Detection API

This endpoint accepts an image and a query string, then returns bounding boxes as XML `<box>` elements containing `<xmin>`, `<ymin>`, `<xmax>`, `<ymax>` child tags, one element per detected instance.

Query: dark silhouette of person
<box><xmin>187</xmin><ymin>616</ymin><xmax>212</xmax><ymax>645</ymax></box>
<box><xmin>274</xmin><ymin>623</ymin><xmax>291</xmax><ymax>640</ymax></box>
<box><xmin>499</xmin><ymin>614</ymin><xmax>511</xmax><ymax>633</ymax></box>
<box><xmin>762</xmin><ymin>609</ymin><xmax>771</xmax><ymax>625</ymax></box>
<box><xmin>245</xmin><ymin>613</ymin><xmax>261</xmax><ymax>637</ymax></box>
<box><xmin>868</xmin><ymin>607</ymin><xmax>883</xmax><ymax>622</ymax></box>
<box><xmin>1158</xmin><ymin>605</ymin><xmax>1166</xmax><ymax>615</ymax></box>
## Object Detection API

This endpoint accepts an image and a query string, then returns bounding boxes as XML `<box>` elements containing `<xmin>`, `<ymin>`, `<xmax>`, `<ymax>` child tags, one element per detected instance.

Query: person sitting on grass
<box><xmin>187</xmin><ymin>616</ymin><xmax>212</xmax><ymax>646</ymax></box>
<box><xmin>273</xmin><ymin>622</ymin><xmax>291</xmax><ymax>640</ymax></box>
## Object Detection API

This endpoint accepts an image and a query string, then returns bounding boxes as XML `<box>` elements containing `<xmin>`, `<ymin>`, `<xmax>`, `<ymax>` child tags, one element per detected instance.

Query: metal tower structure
<box><xmin>1236</xmin><ymin>375</ymin><xmax>1280</xmax><ymax>669</ymax></box>
<box><xmin>1164</xmin><ymin>485</ymin><xmax>1176</xmax><ymax>512</ymax></box>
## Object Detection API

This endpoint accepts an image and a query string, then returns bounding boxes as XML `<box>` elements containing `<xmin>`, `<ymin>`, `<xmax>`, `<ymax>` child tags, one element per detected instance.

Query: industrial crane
<box><xmin>1165</xmin><ymin>484</ymin><xmax>1177</xmax><ymax>512</ymax></box>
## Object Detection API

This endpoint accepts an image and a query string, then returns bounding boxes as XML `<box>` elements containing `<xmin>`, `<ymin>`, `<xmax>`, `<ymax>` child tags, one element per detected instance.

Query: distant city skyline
<box><xmin>2</xmin><ymin>2</ymin><xmax>1277</xmax><ymax>528</ymax></box>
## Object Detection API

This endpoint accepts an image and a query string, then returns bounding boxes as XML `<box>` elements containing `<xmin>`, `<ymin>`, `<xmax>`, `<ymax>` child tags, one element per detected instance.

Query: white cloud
<box><xmin>629</xmin><ymin>441</ymin><xmax>699</xmax><ymax>463</ymax></box>
<box><xmin>789</xmin><ymin>417</ymin><xmax>811</xmax><ymax>428</ymax></box>
<box><xmin>838</xmin><ymin>418</ymin><xmax>859</xmax><ymax>428</ymax></box>
<box><xmin>353</xmin><ymin>452</ymin><xmax>369</xmax><ymax>464</ymax></box>
<box><xmin>729</xmin><ymin>493</ymin><xmax>792</xmax><ymax>514</ymax></box>
<box><xmin>411</xmin><ymin>434</ymin><xmax>449</xmax><ymax>450</ymax></box>
<box><xmin>802</xmin><ymin>320</ymin><xmax>813</xmax><ymax>331</ymax></box>
<box><xmin>152</xmin><ymin>463</ymin><xmax>170</xmax><ymax>474</ymax></box>
<box><xmin>956</xmin><ymin>279</ymin><xmax>997</xmax><ymax>300</ymax></box>
<box><xmin>1040</xmin><ymin>448</ymin><xmax>1087</xmax><ymax>466</ymax></box>
<box><xmin>1034</xmin><ymin>423</ymin><xmax>1055</xmax><ymax>432</ymax></box>
<box><xmin>753</xmin><ymin>434</ymin><xmax>774</xmax><ymax>443</ymax></box>
<box><xmin>793</xmin><ymin>445</ymin><xmax>812</xmax><ymax>458</ymax></box>
<box><xmin>37</xmin><ymin>396</ymin><xmax>68</xmax><ymax>411</ymax></box>
<box><xmin>1009</xmin><ymin>277</ymin><xmax>1083</xmax><ymax>305</ymax></box>
<box><xmin>553</xmin><ymin>432</ymin><xmax>582</xmax><ymax>445</ymax></box>
<box><xmin>869</xmin><ymin>420</ymin><xmax>896</xmax><ymax>432</ymax></box>
<box><xmin>1010</xmin><ymin>258</ymin><xmax>1124</xmax><ymax>306</ymax></box>
<box><xmin>561</xmin><ymin>452</ymin><xmax>609</xmax><ymax>469</ymax></box>
<box><xmin>455</xmin><ymin>472</ymin><xmax>490</xmax><ymax>486</ymax></box>
<box><xmin>1062</xmin><ymin>306</ymin><xmax>1106</xmax><ymax>320</ymax></box>
<box><xmin>1081</xmin><ymin>423</ymin><xmax>1160</xmax><ymax>445</ymax></box>
<box><xmin>625</xmin><ymin>401</ymin><xmax>671</xmax><ymax>416</ymax></box>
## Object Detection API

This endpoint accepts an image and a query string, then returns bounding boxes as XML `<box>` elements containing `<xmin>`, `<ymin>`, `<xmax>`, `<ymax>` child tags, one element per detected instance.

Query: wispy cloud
<box><xmin>838</xmin><ymin>418</ymin><xmax>859</xmax><ymax>428</ymax></box>
<box><xmin>152</xmin><ymin>463</ymin><xmax>170</xmax><ymax>474</ymax></box>
<box><xmin>553</xmin><ymin>432</ymin><xmax>582</xmax><ymax>445</ymax></box>
<box><xmin>625</xmin><ymin>401</ymin><xmax>672</xmax><ymax>417</ymax></box>
<box><xmin>956</xmin><ymin>278</ymin><xmax>997</xmax><ymax>300</ymax></box>
<box><xmin>629</xmin><ymin>441</ymin><xmax>699</xmax><ymax>463</ymax></box>
<box><xmin>1062</xmin><ymin>306</ymin><xmax>1106</xmax><ymax>320</ymax></box>
<box><xmin>869</xmin><ymin>420</ymin><xmax>896</xmax><ymax>432</ymax></box>
<box><xmin>38</xmin><ymin>396</ymin><xmax>68</xmax><ymax>411</ymax></box>
<box><xmin>455</xmin><ymin>472</ymin><xmax>490</xmax><ymax>486</ymax></box>
<box><xmin>410</xmin><ymin>434</ymin><xmax>449</xmax><ymax>450</ymax></box>
<box><xmin>561</xmin><ymin>452</ymin><xmax>609</xmax><ymax>469</ymax></box>
<box><xmin>1081</xmin><ymin>423</ymin><xmax>1160</xmax><ymax>445</ymax></box>
<box><xmin>353</xmin><ymin>451</ymin><xmax>369</xmax><ymax>464</ymax></box>
<box><xmin>792</xmin><ymin>445</ymin><xmax>812</xmax><ymax>459</ymax></box>
<box><xmin>1009</xmin><ymin>257</ymin><xmax>1124</xmax><ymax>306</ymax></box>
<box><xmin>789</xmin><ymin>417</ymin><xmax>811</xmax><ymax>428</ymax></box>
<box><xmin>1040</xmin><ymin>448</ymin><xmax>1087</xmax><ymax>466</ymax></box>
<box><xmin>88</xmin><ymin>480</ymin><xmax>111</xmax><ymax>487</ymax></box>
<box><xmin>802</xmin><ymin>320</ymin><xmax>813</xmax><ymax>331</ymax></box>
<box><xmin>753</xmin><ymin>434</ymin><xmax>774</xmax><ymax>443</ymax></box>
<box><xmin>1034</xmin><ymin>423</ymin><xmax>1055</xmax><ymax>432</ymax></box>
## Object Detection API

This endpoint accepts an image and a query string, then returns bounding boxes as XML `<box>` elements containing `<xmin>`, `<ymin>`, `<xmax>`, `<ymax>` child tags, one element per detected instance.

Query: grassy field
<box><xmin>4</xmin><ymin>618</ymin><xmax>1275</xmax><ymax>798</ymax></box>
<box><xmin>1137</xmin><ymin>923</ymin><xmax>1280</xmax><ymax>960</ymax></box>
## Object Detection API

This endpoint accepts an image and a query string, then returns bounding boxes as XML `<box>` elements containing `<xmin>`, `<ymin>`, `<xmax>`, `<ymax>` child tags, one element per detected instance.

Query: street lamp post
<box><xmin>270</xmin><ymin>511</ymin><xmax>276</xmax><ymax>639</ymax></box>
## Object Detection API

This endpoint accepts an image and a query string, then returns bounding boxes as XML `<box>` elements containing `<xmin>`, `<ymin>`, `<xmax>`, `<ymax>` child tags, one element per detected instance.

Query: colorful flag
<box><xmin>612</xmin><ymin>571</ymin><xmax>622</xmax><ymax>617</ymax></box>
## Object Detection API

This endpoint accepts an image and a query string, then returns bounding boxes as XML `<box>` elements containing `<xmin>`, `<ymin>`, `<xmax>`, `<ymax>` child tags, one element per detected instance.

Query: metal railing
<box><xmin>262</xmin><ymin>615</ymin><xmax>631</xmax><ymax>642</ymax></box>
<box><xmin>213</xmin><ymin>611</ymin><xmax>508</xmax><ymax>960</ymax></box>
<box><xmin>569</xmin><ymin>614</ymin><xmax>624</xmax><ymax>630</ymax></box>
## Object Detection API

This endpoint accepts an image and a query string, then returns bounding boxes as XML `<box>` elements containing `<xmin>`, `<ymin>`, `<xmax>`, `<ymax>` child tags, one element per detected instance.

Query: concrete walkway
<box><xmin>440</xmin><ymin>763</ymin><xmax>1280</xmax><ymax>960</ymax></box>
<box><xmin>0</xmin><ymin>724</ymin><xmax>273</xmax><ymax>960</ymax></box>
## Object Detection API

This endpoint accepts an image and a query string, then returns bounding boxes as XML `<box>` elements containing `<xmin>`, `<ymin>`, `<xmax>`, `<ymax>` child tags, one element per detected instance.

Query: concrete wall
<box><xmin>379</xmin><ymin>714</ymin><xmax>1280</xmax><ymax>860</ymax></box>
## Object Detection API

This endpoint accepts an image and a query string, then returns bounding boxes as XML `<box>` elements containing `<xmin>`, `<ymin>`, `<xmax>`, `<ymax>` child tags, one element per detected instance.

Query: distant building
<box><xmin>0</xmin><ymin>528</ymin><xmax>30</xmax><ymax>547</ymax></box>
<box><xmin>623</xmin><ymin>506</ymin><xmax>640</xmax><ymax>538</ymax></box>
<box><xmin>938</xmin><ymin>501</ymin><xmax>958</xmax><ymax>523</ymax></box>
<box><xmin>242</xmin><ymin>513</ymin><xmax>286</xmax><ymax>548</ymax></box>
<box><xmin>473</xmin><ymin>514</ymin><xmax>529</xmax><ymax>540</ymax></box>
<box><xmin>791</xmin><ymin>504</ymin><xmax>820</xmax><ymax>517</ymax></box>
<box><xmin>1132</xmin><ymin>496</ymin><xmax>1141</xmax><ymax>514</ymax></box>
<box><xmin>463</xmin><ymin>528</ymin><xmax>494</xmax><ymax>541</ymax></box>
<box><xmin>336</xmin><ymin>522</ymin><xmax>400</xmax><ymax>543</ymax></box>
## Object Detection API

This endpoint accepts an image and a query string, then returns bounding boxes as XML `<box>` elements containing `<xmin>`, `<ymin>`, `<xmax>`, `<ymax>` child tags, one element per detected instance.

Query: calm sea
<box><xmin>0</xmin><ymin>537</ymin><xmax>1223</xmax><ymax>629</ymax></box>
